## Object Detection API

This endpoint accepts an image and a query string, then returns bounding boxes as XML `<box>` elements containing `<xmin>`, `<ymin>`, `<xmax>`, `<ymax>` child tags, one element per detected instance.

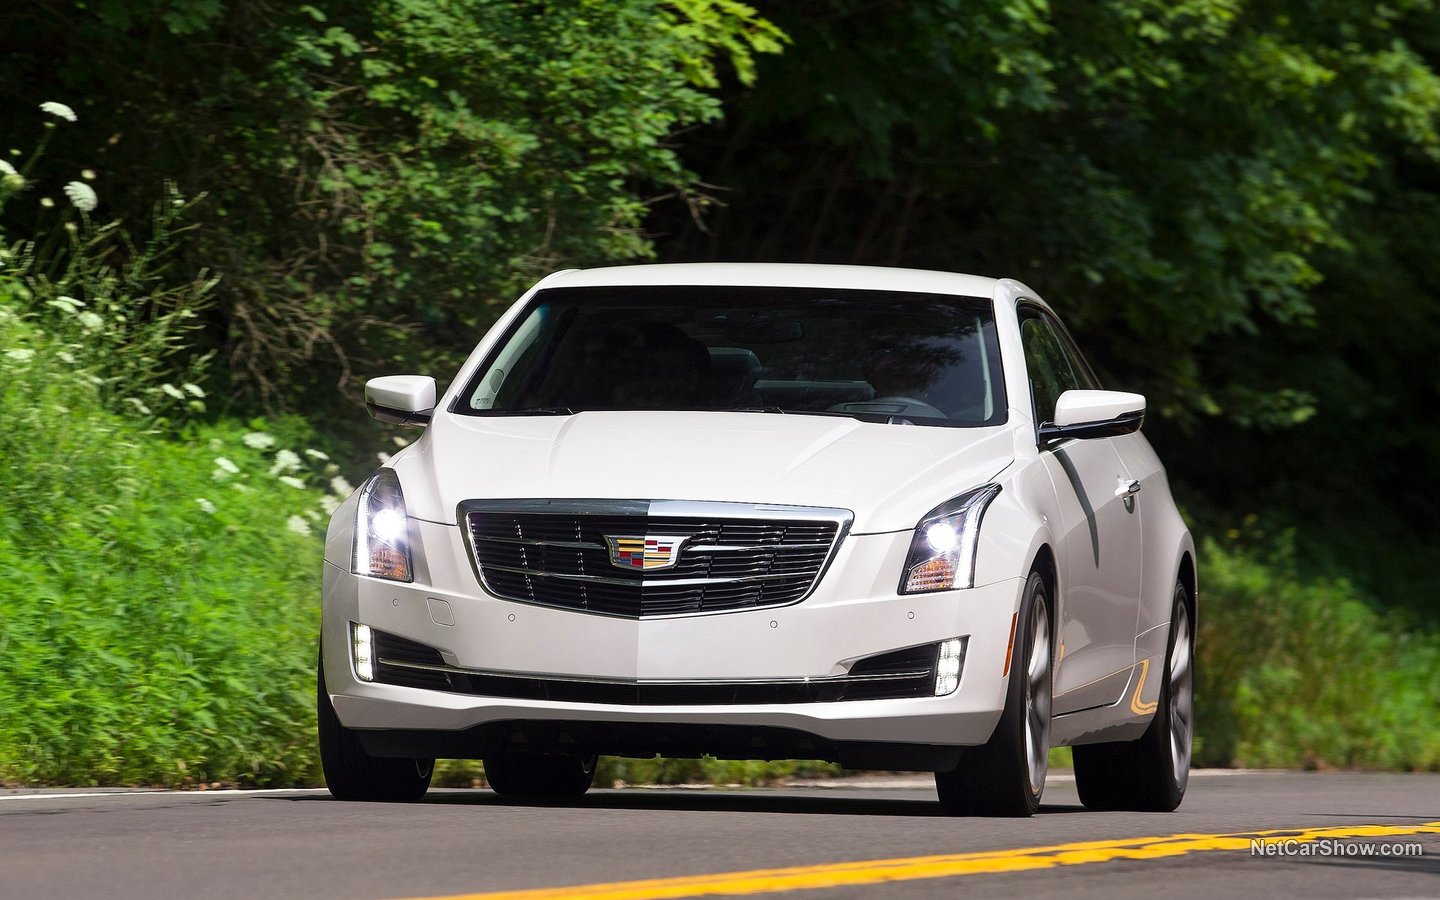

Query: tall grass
<box><xmin>0</xmin><ymin>118</ymin><xmax>336</xmax><ymax>785</ymax></box>
<box><xmin>0</xmin><ymin>297</ymin><xmax>336</xmax><ymax>785</ymax></box>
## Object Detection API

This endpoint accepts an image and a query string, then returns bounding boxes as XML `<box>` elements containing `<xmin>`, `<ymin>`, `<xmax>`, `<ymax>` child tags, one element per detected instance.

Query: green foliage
<box><xmin>662</xmin><ymin>0</ymin><xmax>1440</xmax><ymax>423</ymax></box>
<box><xmin>0</xmin><ymin>136</ymin><xmax>334</xmax><ymax>786</ymax></box>
<box><xmin>1195</xmin><ymin>534</ymin><xmax>1440</xmax><ymax>771</ymax></box>
<box><xmin>0</xmin><ymin>0</ymin><xmax>784</xmax><ymax>406</ymax></box>
<box><xmin>0</xmin><ymin>1</ymin><xmax>1436</xmax><ymax>788</ymax></box>
<box><xmin>0</xmin><ymin>309</ymin><xmax>335</xmax><ymax>785</ymax></box>
<box><xmin>655</xmin><ymin>0</ymin><xmax>1440</xmax><ymax>608</ymax></box>
<box><xmin>3</xmin><ymin>217</ymin><xmax>216</xmax><ymax>429</ymax></box>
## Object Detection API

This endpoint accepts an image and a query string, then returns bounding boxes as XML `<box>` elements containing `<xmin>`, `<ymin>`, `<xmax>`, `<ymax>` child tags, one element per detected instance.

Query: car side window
<box><xmin>1019</xmin><ymin>312</ymin><xmax>1078</xmax><ymax>424</ymax></box>
<box><xmin>1047</xmin><ymin>314</ymin><xmax>1101</xmax><ymax>391</ymax></box>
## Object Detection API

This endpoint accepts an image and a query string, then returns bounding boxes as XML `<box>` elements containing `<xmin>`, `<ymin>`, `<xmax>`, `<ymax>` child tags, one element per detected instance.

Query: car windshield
<box><xmin>455</xmin><ymin>285</ymin><xmax>1006</xmax><ymax>427</ymax></box>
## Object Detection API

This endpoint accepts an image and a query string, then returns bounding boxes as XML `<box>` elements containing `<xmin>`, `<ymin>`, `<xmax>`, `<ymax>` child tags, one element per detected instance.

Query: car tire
<box><xmin>936</xmin><ymin>569</ymin><xmax>1052</xmax><ymax>817</ymax></box>
<box><xmin>317</xmin><ymin>660</ymin><xmax>433</xmax><ymax>802</ymax></box>
<box><xmin>1073</xmin><ymin>580</ymin><xmax>1193</xmax><ymax>812</ymax></box>
<box><xmin>484</xmin><ymin>751</ymin><xmax>598</xmax><ymax>799</ymax></box>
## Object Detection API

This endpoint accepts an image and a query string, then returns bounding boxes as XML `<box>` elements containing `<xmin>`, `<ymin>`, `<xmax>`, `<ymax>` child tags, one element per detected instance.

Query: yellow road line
<box><xmin>394</xmin><ymin>820</ymin><xmax>1440</xmax><ymax>900</ymax></box>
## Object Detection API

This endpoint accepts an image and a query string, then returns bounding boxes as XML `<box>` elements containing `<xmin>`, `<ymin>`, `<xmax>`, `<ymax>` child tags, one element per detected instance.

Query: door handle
<box><xmin>1116</xmin><ymin>477</ymin><xmax>1140</xmax><ymax>513</ymax></box>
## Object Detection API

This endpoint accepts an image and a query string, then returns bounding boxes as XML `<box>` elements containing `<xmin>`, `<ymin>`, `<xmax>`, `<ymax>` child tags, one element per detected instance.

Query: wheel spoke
<box><xmin>1023</xmin><ymin>597</ymin><xmax>1051</xmax><ymax>792</ymax></box>
<box><xmin>1168</xmin><ymin>602</ymin><xmax>1193</xmax><ymax>785</ymax></box>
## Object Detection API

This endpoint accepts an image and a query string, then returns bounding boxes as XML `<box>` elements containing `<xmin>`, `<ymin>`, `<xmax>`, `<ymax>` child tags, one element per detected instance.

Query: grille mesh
<box><xmin>465</xmin><ymin>510</ymin><xmax>841</xmax><ymax>618</ymax></box>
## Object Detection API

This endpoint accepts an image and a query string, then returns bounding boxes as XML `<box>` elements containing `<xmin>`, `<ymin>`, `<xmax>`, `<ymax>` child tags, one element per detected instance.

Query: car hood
<box><xmin>394</xmin><ymin>411</ymin><xmax>1014</xmax><ymax>534</ymax></box>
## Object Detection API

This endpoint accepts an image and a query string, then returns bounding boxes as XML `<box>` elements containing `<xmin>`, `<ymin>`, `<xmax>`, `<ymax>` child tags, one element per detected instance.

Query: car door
<box><xmin>1019</xmin><ymin>306</ymin><xmax>1143</xmax><ymax>713</ymax></box>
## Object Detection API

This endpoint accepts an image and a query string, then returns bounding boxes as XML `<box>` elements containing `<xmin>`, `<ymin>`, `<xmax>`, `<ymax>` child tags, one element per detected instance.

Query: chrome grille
<box><xmin>461</xmin><ymin>500</ymin><xmax>850</xmax><ymax>618</ymax></box>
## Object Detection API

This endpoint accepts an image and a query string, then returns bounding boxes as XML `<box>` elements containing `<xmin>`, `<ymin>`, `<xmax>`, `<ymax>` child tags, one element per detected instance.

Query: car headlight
<box><xmin>352</xmin><ymin>468</ymin><xmax>413</xmax><ymax>582</ymax></box>
<box><xmin>900</xmin><ymin>484</ymin><xmax>1002</xmax><ymax>593</ymax></box>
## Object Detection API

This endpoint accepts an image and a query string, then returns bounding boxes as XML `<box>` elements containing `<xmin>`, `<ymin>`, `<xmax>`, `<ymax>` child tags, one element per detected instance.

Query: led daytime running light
<box><xmin>935</xmin><ymin>637</ymin><xmax>965</xmax><ymax>695</ymax></box>
<box><xmin>352</xmin><ymin>622</ymin><xmax>375</xmax><ymax>682</ymax></box>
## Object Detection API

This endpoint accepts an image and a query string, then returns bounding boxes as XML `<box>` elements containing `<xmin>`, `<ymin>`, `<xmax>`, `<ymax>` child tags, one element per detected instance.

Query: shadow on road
<box><xmin>281</xmin><ymin>789</ymin><xmax>1087</xmax><ymax>818</ymax></box>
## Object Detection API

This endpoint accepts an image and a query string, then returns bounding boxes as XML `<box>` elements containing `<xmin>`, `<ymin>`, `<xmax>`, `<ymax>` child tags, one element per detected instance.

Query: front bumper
<box><xmin>322</xmin><ymin>520</ymin><xmax>1026</xmax><ymax>754</ymax></box>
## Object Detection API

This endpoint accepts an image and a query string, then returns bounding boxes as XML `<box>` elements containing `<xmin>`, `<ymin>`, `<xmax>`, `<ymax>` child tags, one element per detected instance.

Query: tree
<box><xmin>0</xmin><ymin>0</ymin><xmax>782</xmax><ymax>405</ymax></box>
<box><xmin>651</xmin><ymin>0</ymin><xmax>1440</xmax><ymax>604</ymax></box>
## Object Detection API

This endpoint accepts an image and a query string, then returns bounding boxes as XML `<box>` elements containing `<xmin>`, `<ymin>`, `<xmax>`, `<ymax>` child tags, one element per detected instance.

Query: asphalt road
<box><xmin>1</xmin><ymin>771</ymin><xmax>1436</xmax><ymax>899</ymax></box>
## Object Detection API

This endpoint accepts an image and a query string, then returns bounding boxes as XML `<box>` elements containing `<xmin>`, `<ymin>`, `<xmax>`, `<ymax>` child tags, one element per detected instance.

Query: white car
<box><xmin>318</xmin><ymin>263</ymin><xmax>1195</xmax><ymax>816</ymax></box>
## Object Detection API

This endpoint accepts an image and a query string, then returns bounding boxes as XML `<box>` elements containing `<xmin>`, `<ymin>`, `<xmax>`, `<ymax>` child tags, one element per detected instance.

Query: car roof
<box><xmin>536</xmin><ymin>263</ymin><xmax>1001</xmax><ymax>298</ymax></box>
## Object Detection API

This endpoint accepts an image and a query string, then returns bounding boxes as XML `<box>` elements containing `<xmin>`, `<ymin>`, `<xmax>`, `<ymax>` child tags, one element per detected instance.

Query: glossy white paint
<box><xmin>393</xmin><ymin>412</ymin><xmax>1014</xmax><ymax>534</ymax></box>
<box><xmin>321</xmin><ymin>263</ymin><xmax>1194</xmax><ymax>760</ymax></box>
<box><xmin>364</xmin><ymin>375</ymin><xmax>436</xmax><ymax>414</ymax></box>
<box><xmin>1052</xmin><ymin>389</ymin><xmax>1146</xmax><ymax>428</ymax></box>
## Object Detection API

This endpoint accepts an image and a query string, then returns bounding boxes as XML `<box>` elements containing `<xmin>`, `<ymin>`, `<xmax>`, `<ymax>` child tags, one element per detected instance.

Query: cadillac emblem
<box><xmin>604</xmin><ymin>535</ymin><xmax>688</xmax><ymax>572</ymax></box>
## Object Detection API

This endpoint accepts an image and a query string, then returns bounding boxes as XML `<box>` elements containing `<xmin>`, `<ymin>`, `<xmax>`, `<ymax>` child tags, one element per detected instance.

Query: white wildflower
<box><xmin>182</xmin><ymin>383</ymin><xmax>205</xmax><ymax>398</ymax></box>
<box><xmin>230</xmin><ymin>483</ymin><xmax>252</xmax><ymax>494</ymax></box>
<box><xmin>304</xmin><ymin>448</ymin><xmax>329</xmax><ymax>461</ymax></box>
<box><xmin>48</xmin><ymin>296</ymin><xmax>83</xmax><ymax>313</ymax></box>
<box><xmin>278</xmin><ymin>475</ymin><xmax>307</xmax><ymax>489</ymax></box>
<box><xmin>39</xmin><ymin>197</ymin><xmax>54</xmax><ymax>208</ymax></box>
<box><xmin>0</xmin><ymin>161</ymin><xmax>16</xmax><ymax>177</ymax></box>
<box><xmin>0</xmin><ymin>161</ymin><xmax>20</xmax><ymax>191</ymax></box>
<box><xmin>195</xmin><ymin>498</ymin><xmax>216</xmax><ymax>515</ymax></box>
<box><xmin>269</xmin><ymin>448</ymin><xmax>302</xmax><ymax>474</ymax></box>
<box><xmin>161</xmin><ymin>383</ymin><xmax>185</xmax><ymax>400</ymax></box>
<box><xmin>39</xmin><ymin>101</ymin><xmax>77</xmax><ymax>122</ymax></box>
<box><xmin>57</xmin><ymin>351</ymin><xmax>76</xmax><ymax>364</ymax></box>
<box><xmin>392</xmin><ymin>435</ymin><xmax>409</xmax><ymax>447</ymax></box>
<box><xmin>5</xmin><ymin>348</ymin><xmax>35</xmax><ymax>361</ymax></box>
<box><xmin>305</xmin><ymin>509</ymin><xmax>322</xmax><ymax>521</ymax></box>
<box><xmin>242</xmin><ymin>431</ymin><xmax>276</xmax><ymax>450</ymax></box>
<box><xmin>377</xmin><ymin>452</ymin><xmax>391</xmax><ymax>464</ymax></box>
<box><xmin>77</xmin><ymin>311</ymin><xmax>104</xmax><ymax>330</ymax></box>
<box><xmin>318</xmin><ymin>495</ymin><xmax>340</xmax><ymax>515</ymax></box>
<box><xmin>213</xmin><ymin>456</ymin><xmax>240</xmax><ymax>475</ymax></box>
<box><xmin>125</xmin><ymin>397</ymin><xmax>153</xmax><ymax>416</ymax></box>
<box><xmin>286</xmin><ymin>515</ymin><xmax>312</xmax><ymax>535</ymax></box>
<box><xmin>329</xmin><ymin>475</ymin><xmax>353</xmax><ymax>497</ymax></box>
<box><xmin>63</xmin><ymin>181</ymin><xmax>98</xmax><ymax>212</ymax></box>
<box><xmin>81</xmin><ymin>168</ymin><xmax>96</xmax><ymax>180</ymax></box>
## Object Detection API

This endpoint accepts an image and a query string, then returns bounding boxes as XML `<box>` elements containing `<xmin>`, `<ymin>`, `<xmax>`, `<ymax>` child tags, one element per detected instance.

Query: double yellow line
<box><xmin>397</xmin><ymin>820</ymin><xmax>1440</xmax><ymax>900</ymax></box>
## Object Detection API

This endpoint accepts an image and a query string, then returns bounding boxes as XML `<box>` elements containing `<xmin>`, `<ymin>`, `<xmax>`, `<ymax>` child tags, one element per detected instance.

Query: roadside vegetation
<box><xmin>1196</xmin><ymin>533</ymin><xmax>1440</xmax><ymax>771</ymax></box>
<box><xmin>0</xmin><ymin>1</ymin><xmax>1437</xmax><ymax>785</ymax></box>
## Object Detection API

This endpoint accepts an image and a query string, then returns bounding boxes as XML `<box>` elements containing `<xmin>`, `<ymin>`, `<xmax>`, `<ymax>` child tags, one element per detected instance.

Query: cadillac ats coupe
<box><xmin>318</xmin><ymin>263</ymin><xmax>1196</xmax><ymax>816</ymax></box>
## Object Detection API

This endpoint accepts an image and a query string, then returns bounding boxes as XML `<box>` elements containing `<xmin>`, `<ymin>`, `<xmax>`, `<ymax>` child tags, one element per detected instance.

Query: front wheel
<box><xmin>1073</xmin><ymin>581</ymin><xmax>1193</xmax><ymax>811</ymax></box>
<box><xmin>936</xmin><ymin>569</ymin><xmax>1052</xmax><ymax>817</ymax></box>
<box><xmin>317</xmin><ymin>661</ymin><xmax>433</xmax><ymax>802</ymax></box>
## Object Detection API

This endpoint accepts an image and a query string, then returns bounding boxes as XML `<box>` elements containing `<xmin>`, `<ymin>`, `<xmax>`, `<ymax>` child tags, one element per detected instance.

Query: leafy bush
<box><xmin>0</xmin><ymin>122</ymin><xmax>338</xmax><ymax>786</ymax></box>
<box><xmin>1196</xmin><ymin>534</ymin><xmax>1440</xmax><ymax>771</ymax></box>
<box><xmin>0</xmin><ymin>285</ymin><xmax>340</xmax><ymax>784</ymax></box>
<box><xmin>1</xmin><ymin>2</ymin><xmax>786</xmax><ymax>406</ymax></box>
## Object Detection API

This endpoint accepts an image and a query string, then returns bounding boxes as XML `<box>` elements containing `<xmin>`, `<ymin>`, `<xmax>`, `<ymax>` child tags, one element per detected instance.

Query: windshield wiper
<box><xmin>727</xmin><ymin>406</ymin><xmax>787</xmax><ymax>414</ymax></box>
<box><xmin>506</xmin><ymin>406</ymin><xmax>578</xmax><ymax>415</ymax></box>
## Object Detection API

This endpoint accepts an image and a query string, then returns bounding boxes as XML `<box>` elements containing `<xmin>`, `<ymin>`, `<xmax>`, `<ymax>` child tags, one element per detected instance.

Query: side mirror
<box><xmin>365</xmin><ymin>375</ymin><xmax>436</xmax><ymax>426</ymax></box>
<box><xmin>1038</xmin><ymin>389</ymin><xmax>1145</xmax><ymax>443</ymax></box>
